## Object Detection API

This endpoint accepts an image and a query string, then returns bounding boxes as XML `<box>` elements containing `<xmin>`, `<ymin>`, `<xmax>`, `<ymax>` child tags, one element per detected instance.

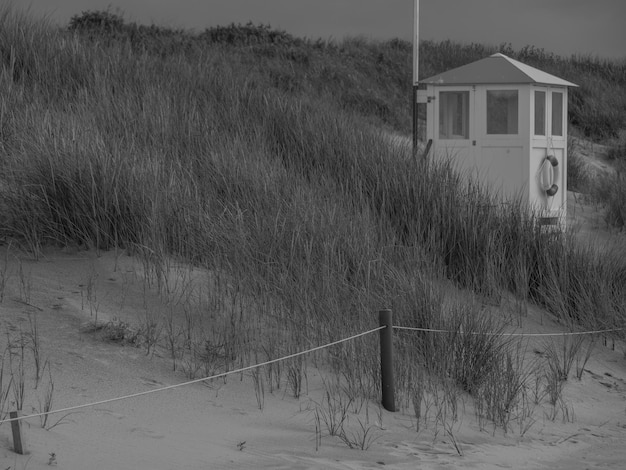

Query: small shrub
<box><xmin>68</xmin><ymin>9</ymin><xmax>125</xmax><ymax>33</ymax></box>
<box><xmin>201</xmin><ymin>22</ymin><xmax>299</xmax><ymax>47</ymax></box>
<box><xmin>603</xmin><ymin>174</ymin><xmax>626</xmax><ymax>229</ymax></box>
<box><xmin>567</xmin><ymin>139</ymin><xmax>591</xmax><ymax>192</ymax></box>
<box><xmin>474</xmin><ymin>346</ymin><xmax>534</xmax><ymax>434</ymax></box>
<box><xmin>81</xmin><ymin>319</ymin><xmax>139</xmax><ymax>344</ymax></box>
<box><xmin>445</xmin><ymin>307</ymin><xmax>509</xmax><ymax>394</ymax></box>
<box><xmin>592</xmin><ymin>169</ymin><xmax>626</xmax><ymax>229</ymax></box>
<box><xmin>607</xmin><ymin>134</ymin><xmax>626</xmax><ymax>161</ymax></box>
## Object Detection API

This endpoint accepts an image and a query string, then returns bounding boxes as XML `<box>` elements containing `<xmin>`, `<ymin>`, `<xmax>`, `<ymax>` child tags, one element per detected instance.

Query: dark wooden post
<box><xmin>379</xmin><ymin>309</ymin><xmax>396</xmax><ymax>412</ymax></box>
<box><xmin>10</xmin><ymin>411</ymin><xmax>26</xmax><ymax>454</ymax></box>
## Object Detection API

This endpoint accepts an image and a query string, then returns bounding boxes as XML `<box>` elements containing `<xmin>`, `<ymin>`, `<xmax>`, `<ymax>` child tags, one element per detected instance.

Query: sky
<box><xmin>23</xmin><ymin>0</ymin><xmax>626</xmax><ymax>60</ymax></box>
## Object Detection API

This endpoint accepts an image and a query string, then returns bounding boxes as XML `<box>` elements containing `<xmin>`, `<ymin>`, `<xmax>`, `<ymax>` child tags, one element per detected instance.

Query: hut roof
<box><xmin>421</xmin><ymin>53</ymin><xmax>578</xmax><ymax>87</ymax></box>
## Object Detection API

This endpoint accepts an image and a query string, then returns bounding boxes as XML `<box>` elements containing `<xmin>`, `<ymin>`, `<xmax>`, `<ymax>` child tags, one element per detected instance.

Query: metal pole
<box><xmin>413</xmin><ymin>85</ymin><xmax>419</xmax><ymax>157</ymax></box>
<box><xmin>379</xmin><ymin>309</ymin><xmax>396</xmax><ymax>412</ymax></box>
<box><xmin>412</xmin><ymin>0</ymin><xmax>420</xmax><ymax>158</ymax></box>
<box><xmin>413</xmin><ymin>0</ymin><xmax>419</xmax><ymax>85</ymax></box>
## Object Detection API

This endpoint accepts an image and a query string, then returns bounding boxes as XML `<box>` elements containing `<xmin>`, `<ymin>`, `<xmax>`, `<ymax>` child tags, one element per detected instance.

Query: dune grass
<box><xmin>1</xmin><ymin>4</ymin><xmax>625</xmax><ymax>437</ymax></box>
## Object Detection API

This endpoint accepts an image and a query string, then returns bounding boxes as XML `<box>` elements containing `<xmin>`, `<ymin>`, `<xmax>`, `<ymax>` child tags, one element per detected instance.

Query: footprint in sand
<box><xmin>140</xmin><ymin>377</ymin><xmax>165</xmax><ymax>387</ymax></box>
<box><xmin>130</xmin><ymin>427</ymin><xmax>165</xmax><ymax>439</ymax></box>
<box><xmin>95</xmin><ymin>409</ymin><xmax>126</xmax><ymax>420</ymax></box>
<box><xmin>232</xmin><ymin>407</ymin><xmax>248</xmax><ymax>416</ymax></box>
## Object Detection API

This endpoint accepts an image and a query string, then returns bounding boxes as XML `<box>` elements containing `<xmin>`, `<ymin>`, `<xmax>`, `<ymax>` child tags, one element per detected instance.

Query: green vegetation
<box><xmin>1</xmin><ymin>4</ymin><xmax>625</xmax><ymax>438</ymax></box>
<box><xmin>62</xmin><ymin>10</ymin><xmax>626</xmax><ymax>141</ymax></box>
<box><xmin>593</xmin><ymin>170</ymin><xmax>626</xmax><ymax>228</ymax></box>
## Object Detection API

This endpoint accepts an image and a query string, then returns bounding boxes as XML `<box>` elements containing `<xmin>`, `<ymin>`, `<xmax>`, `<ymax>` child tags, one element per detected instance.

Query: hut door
<box><xmin>531</xmin><ymin>87</ymin><xmax>566</xmax><ymax>215</ymax></box>
<box><xmin>436</xmin><ymin>89</ymin><xmax>474</xmax><ymax>160</ymax></box>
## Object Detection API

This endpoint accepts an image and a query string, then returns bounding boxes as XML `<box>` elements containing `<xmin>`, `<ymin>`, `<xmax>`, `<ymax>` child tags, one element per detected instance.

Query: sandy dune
<box><xmin>1</xmin><ymin>190</ymin><xmax>625</xmax><ymax>469</ymax></box>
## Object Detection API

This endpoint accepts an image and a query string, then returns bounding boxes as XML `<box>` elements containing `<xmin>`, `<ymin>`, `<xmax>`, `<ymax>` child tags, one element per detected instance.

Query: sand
<box><xmin>0</xmin><ymin>191</ymin><xmax>625</xmax><ymax>469</ymax></box>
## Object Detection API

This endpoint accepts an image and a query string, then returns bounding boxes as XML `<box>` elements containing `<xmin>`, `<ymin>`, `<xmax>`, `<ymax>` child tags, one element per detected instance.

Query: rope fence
<box><xmin>0</xmin><ymin>326</ymin><xmax>385</xmax><ymax>426</ymax></box>
<box><xmin>393</xmin><ymin>326</ymin><xmax>624</xmax><ymax>337</ymax></box>
<box><xmin>2</xmin><ymin>307</ymin><xmax>624</xmax><ymax>454</ymax></box>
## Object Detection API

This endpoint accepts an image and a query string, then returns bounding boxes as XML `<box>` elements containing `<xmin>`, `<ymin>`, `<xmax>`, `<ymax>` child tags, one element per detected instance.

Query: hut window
<box><xmin>439</xmin><ymin>91</ymin><xmax>469</xmax><ymax>139</ymax></box>
<box><xmin>534</xmin><ymin>91</ymin><xmax>546</xmax><ymax>136</ymax></box>
<box><xmin>552</xmin><ymin>92</ymin><xmax>563</xmax><ymax>136</ymax></box>
<box><xmin>487</xmin><ymin>90</ymin><xmax>518</xmax><ymax>135</ymax></box>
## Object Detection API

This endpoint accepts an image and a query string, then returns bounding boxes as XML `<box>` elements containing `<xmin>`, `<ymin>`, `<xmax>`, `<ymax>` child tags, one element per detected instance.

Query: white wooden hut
<box><xmin>419</xmin><ymin>53</ymin><xmax>578</xmax><ymax>225</ymax></box>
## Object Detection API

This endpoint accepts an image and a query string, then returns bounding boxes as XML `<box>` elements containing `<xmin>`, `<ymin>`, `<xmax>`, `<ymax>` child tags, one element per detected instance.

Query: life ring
<box><xmin>539</xmin><ymin>155</ymin><xmax>559</xmax><ymax>197</ymax></box>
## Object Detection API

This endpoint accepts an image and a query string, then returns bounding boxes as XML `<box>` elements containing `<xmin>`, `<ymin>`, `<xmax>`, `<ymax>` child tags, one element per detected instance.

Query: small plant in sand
<box><xmin>80</xmin><ymin>263</ymin><xmax>101</xmax><ymax>324</ymax></box>
<box><xmin>262</xmin><ymin>343</ymin><xmax>283</xmax><ymax>393</ymax></box>
<box><xmin>17</xmin><ymin>259</ymin><xmax>32</xmax><ymax>305</ymax></box>
<box><xmin>540</xmin><ymin>338</ymin><xmax>578</xmax><ymax>423</ymax></box>
<box><xmin>139</xmin><ymin>310</ymin><xmax>162</xmax><ymax>356</ymax></box>
<box><xmin>574</xmin><ymin>336</ymin><xmax>596</xmax><ymax>380</ymax></box>
<box><xmin>337</xmin><ymin>416</ymin><xmax>381</xmax><ymax>451</ymax></box>
<box><xmin>179</xmin><ymin>343</ymin><xmax>203</xmax><ymax>380</ymax></box>
<box><xmin>0</xmin><ymin>242</ymin><xmax>9</xmax><ymax>303</ymax></box>
<box><xmin>311</xmin><ymin>380</ymin><xmax>381</xmax><ymax>451</ymax></box>
<box><xmin>543</xmin><ymin>335</ymin><xmax>587</xmax><ymax>383</ymax></box>
<box><xmin>38</xmin><ymin>360</ymin><xmax>55</xmax><ymax>428</ymax></box>
<box><xmin>250</xmin><ymin>367</ymin><xmax>265</xmax><ymax>410</ymax></box>
<box><xmin>81</xmin><ymin>318</ymin><xmax>140</xmax><ymax>345</ymax></box>
<box><xmin>410</xmin><ymin>378</ymin><xmax>425</xmax><ymax>433</ymax></box>
<box><xmin>163</xmin><ymin>304</ymin><xmax>182</xmax><ymax>371</ymax></box>
<box><xmin>0</xmin><ymin>347</ymin><xmax>12</xmax><ymax>420</ymax></box>
<box><xmin>34</xmin><ymin>362</ymin><xmax>73</xmax><ymax>431</ymax></box>
<box><xmin>33</xmin><ymin>360</ymin><xmax>69</xmax><ymax>430</ymax></box>
<box><xmin>27</xmin><ymin>312</ymin><xmax>42</xmax><ymax>387</ymax></box>
<box><xmin>313</xmin><ymin>383</ymin><xmax>352</xmax><ymax>438</ymax></box>
<box><xmin>473</xmin><ymin>343</ymin><xmax>536</xmax><ymax>435</ymax></box>
<box><xmin>7</xmin><ymin>332</ymin><xmax>27</xmax><ymax>411</ymax></box>
<box><xmin>2</xmin><ymin>326</ymin><xmax>64</xmax><ymax>430</ymax></box>
<box><xmin>287</xmin><ymin>356</ymin><xmax>306</xmax><ymax>399</ymax></box>
<box><xmin>544</xmin><ymin>391</ymin><xmax>575</xmax><ymax>423</ymax></box>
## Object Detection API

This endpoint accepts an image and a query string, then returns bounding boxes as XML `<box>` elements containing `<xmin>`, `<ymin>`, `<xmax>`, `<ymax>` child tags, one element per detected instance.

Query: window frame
<box><xmin>486</xmin><ymin>89</ymin><xmax>519</xmax><ymax>136</ymax></box>
<box><xmin>551</xmin><ymin>91</ymin><xmax>564</xmax><ymax>138</ymax></box>
<box><xmin>534</xmin><ymin>90</ymin><xmax>546</xmax><ymax>136</ymax></box>
<box><xmin>438</xmin><ymin>90</ymin><xmax>470</xmax><ymax>140</ymax></box>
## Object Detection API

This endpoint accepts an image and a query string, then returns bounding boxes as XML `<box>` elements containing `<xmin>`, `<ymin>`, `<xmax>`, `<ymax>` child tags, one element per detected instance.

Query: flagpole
<box><xmin>412</xmin><ymin>0</ymin><xmax>419</xmax><ymax>157</ymax></box>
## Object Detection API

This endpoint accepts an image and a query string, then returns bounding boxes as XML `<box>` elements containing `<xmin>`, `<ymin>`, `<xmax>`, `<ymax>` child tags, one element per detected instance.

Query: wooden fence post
<box><xmin>379</xmin><ymin>309</ymin><xmax>396</xmax><ymax>412</ymax></box>
<box><xmin>10</xmin><ymin>411</ymin><xmax>26</xmax><ymax>454</ymax></box>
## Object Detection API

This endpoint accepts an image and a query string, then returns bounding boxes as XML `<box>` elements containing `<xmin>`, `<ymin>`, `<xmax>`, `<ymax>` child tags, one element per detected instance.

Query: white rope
<box><xmin>393</xmin><ymin>325</ymin><xmax>623</xmax><ymax>337</ymax></box>
<box><xmin>0</xmin><ymin>326</ymin><xmax>385</xmax><ymax>425</ymax></box>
